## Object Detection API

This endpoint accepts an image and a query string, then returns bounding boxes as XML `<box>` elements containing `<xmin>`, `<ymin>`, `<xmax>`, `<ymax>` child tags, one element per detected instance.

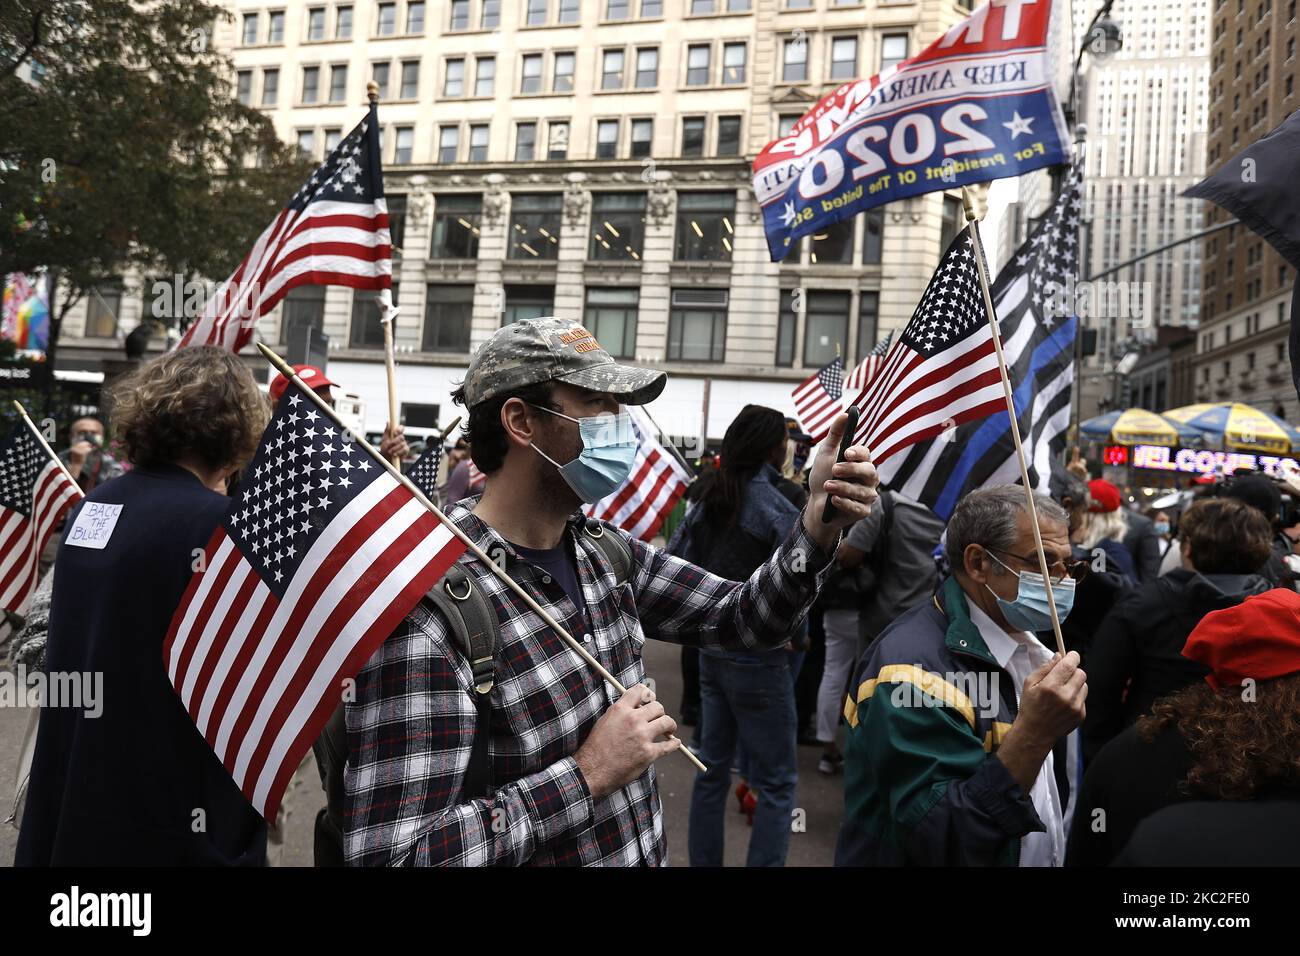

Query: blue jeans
<box><xmin>689</xmin><ymin>651</ymin><xmax>798</xmax><ymax>867</ymax></box>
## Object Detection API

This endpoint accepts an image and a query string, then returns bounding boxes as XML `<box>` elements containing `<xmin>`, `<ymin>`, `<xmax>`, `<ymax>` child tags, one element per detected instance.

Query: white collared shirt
<box><xmin>968</xmin><ymin>601</ymin><xmax>1065</xmax><ymax>868</ymax></box>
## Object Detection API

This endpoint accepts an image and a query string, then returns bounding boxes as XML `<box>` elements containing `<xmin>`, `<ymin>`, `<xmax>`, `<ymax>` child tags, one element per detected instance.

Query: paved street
<box><xmin>1</xmin><ymin>636</ymin><xmax>843</xmax><ymax>867</ymax></box>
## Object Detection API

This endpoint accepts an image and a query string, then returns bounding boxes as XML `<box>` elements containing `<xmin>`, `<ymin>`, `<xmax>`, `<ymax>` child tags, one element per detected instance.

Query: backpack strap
<box><xmin>425</xmin><ymin>563</ymin><xmax>500</xmax><ymax>802</ymax></box>
<box><xmin>581</xmin><ymin>518</ymin><xmax>633</xmax><ymax>587</ymax></box>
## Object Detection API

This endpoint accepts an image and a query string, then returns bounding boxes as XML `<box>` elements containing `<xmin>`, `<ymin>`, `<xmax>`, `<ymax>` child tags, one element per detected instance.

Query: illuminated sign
<box><xmin>1112</xmin><ymin>444</ymin><xmax>1300</xmax><ymax>477</ymax></box>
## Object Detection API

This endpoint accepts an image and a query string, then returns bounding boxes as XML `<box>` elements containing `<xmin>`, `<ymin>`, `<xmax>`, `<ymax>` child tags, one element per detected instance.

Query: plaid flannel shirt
<box><xmin>344</xmin><ymin>501</ymin><xmax>837</xmax><ymax>866</ymax></box>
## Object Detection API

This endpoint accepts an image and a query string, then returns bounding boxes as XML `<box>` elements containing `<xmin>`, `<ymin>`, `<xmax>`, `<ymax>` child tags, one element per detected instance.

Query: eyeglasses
<box><xmin>987</xmin><ymin>548</ymin><xmax>1089</xmax><ymax>585</ymax></box>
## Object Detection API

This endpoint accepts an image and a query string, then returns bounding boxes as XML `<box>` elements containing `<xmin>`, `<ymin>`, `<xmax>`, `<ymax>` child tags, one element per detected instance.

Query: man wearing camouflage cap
<box><xmin>344</xmin><ymin>317</ymin><xmax>880</xmax><ymax>866</ymax></box>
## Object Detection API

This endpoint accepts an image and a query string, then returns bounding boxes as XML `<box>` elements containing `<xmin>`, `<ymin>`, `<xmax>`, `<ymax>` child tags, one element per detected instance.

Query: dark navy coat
<box><xmin>16</xmin><ymin>464</ymin><xmax>267</xmax><ymax>866</ymax></box>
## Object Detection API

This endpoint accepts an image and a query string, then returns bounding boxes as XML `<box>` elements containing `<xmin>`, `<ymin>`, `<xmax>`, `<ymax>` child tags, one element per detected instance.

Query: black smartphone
<box><xmin>821</xmin><ymin>407</ymin><xmax>860</xmax><ymax>524</ymax></box>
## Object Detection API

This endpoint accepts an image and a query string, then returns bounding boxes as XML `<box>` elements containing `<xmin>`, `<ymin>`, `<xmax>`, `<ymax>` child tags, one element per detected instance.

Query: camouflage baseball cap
<box><xmin>461</xmin><ymin>317</ymin><xmax>667</xmax><ymax>408</ymax></box>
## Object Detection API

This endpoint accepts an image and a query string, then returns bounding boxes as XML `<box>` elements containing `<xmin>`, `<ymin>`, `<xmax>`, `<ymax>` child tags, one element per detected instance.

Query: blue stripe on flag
<box><xmin>932</xmin><ymin>316</ymin><xmax>1077</xmax><ymax>519</ymax></box>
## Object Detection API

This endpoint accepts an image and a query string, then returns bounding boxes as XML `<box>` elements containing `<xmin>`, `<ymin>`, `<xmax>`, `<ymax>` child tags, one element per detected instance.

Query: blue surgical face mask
<box><xmin>1154</xmin><ymin>521</ymin><xmax>1170</xmax><ymax>536</ymax></box>
<box><xmin>529</xmin><ymin>404</ymin><xmax>638</xmax><ymax>503</ymax></box>
<box><xmin>985</xmin><ymin>552</ymin><xmax>1076</xmax><ymax>632</ymax></box>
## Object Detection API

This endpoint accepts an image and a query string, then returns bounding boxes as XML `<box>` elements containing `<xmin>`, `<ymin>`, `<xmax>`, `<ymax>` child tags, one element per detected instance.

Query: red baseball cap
<box><xmin>1087</xmin><ymin>478</ymin><xmax>1122</xmax><ymax>513</ymax></box>
<box><xmin>1183</xmin><ymin>588</ymin><xmax>1300</xmax><ymax>689</ymax></box>
<box><xmin>269</xmin><ymin>364</ymin><xmax>337</xmax><ymax>405</ymax></box>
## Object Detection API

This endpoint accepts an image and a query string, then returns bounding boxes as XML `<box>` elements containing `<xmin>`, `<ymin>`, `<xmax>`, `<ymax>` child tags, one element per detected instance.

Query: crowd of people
<box><xmin>5</xmin><ymin>316</ymin><xmax>1300</xmax><ymax>867</ymax></box>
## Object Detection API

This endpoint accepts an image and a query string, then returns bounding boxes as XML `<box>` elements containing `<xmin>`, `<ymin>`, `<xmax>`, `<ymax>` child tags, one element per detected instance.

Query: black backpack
<box><xmin>311</xmin><ymin>518</ymin><xmax>633</xmax><ymax>866</ymax></box>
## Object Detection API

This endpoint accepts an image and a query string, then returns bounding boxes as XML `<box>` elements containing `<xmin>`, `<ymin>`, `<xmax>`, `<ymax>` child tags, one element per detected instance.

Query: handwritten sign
<box><xmin>65</xmin><ymin>502</ymin><xmax>123</xmax><ymax>550</ymax></box>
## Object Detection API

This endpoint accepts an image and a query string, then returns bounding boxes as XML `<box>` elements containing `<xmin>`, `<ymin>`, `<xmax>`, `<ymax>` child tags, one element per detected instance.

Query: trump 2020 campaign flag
<box><xmin>754</xmin><ymin>0</ymin><xmax>1070</xmax><ymax>262</ymax></box>
<box><xmin>164</xmin><ymin>385</ymin><xmax>466</xmax><ymax>819</ymax></box>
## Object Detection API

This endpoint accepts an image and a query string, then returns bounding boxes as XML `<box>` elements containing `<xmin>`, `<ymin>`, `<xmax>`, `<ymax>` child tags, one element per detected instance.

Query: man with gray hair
<box><xmin>835</xmin><ymin>484</ymin><xmax>1090</xmax><ymax>866</ymax></box>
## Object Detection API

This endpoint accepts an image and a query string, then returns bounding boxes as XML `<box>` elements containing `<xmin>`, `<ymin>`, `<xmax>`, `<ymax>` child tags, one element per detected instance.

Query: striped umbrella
<box><xmin>1164</xmin><ymin>402</ymin><xmax>1300</xmax><ymax>454</ymax></box>
<box><xmin>1078</xmin><ymin>408</ymin><xmax>1203</xmax><ymax>447</ymax></box>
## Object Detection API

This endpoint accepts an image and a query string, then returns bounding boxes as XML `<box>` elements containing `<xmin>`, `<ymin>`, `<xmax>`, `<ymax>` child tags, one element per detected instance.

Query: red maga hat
<box><xmin>269</xmin><ymin>364</ymin><xmax>337</xmax><ymax>405</ymax></box>
<box><xmin>1183</xmin><ymin>588</ymin><xmax>1300</xmax><ymax>689</ymax></box>
<box><xmin>1087</xmin><ymin>478</ymin><xmax>1122</xmax><ymax>513</ymax></box>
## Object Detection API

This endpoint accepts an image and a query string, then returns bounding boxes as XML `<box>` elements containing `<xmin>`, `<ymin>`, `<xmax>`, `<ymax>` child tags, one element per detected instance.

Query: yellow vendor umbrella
<box><xmin>1078</xmin><ymin>408</ymin><xmax>1203</xmax><ymax>446</ymax></box>
<box><xmin>1164</xmin><ymin>402</ymin><xmax>1300</xmax><ymax>455</ymax></box>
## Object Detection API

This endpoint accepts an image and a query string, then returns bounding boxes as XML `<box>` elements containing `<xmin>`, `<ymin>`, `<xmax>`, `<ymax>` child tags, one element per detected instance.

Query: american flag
<box><xmin>879</xmin><ymin>165</ymin><xmax>1082</xmax><ymax>519</ymax></box>
<box><xmin>792</xmin><ymin>357</ymin><xmax>844</xmax><ymax>442</ymax></box>
<box><xmin>584</xmin><ymin>405</ymin><xmax>691</xmax><ymax>541</ymax></box>
<box><xmin>406</xmin><ymin>442</ymin><xmax>442</xmax><ymax>500</ymax></box>
<box><xmin>163</xmin><ymin>385</ymin><xmax>466</xmax><ymax>819</ymax></box>
<box><xmin>846</xmin><ymin>331</ymin><xmax>893</xmax><ymax>392</ymax></box>
<box><xmin>467</xmin><ymin>460</ymin><xmax>486</xmax><ymax>493</ymax></box>
<box><xmin>177</xmin><ymin>107</ymin><xmax>391</xmax><ymax>353</ymax></box>
<box><xmin>849</xmin><ymin>227</ymin><xmax>1004</xmax><ymax>464</ymax></box>
<box><xmin>0</xmin><ymin>417</ymin><xmax>81</xmax><ymax>619</ymax></box>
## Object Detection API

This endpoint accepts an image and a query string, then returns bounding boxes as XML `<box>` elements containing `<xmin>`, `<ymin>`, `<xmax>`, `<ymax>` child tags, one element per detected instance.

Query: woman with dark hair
<box><xmin>667</xmin><ymin>404</ymin><xmax>803</xmax><ymax>866</ymax></box>
<box><xmin>16</xmin><ymin>346</ymin><xmax>270</xmax><ymax>866</ymax></box>
<box><xmin>1068</xmin><ymin>587</ymin><xmax>1300</xmax><ymax>866</ymax></box>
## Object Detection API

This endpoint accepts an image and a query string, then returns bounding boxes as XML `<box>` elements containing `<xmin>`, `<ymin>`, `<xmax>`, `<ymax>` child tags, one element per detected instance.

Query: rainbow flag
<box><xmin>2</xmin><ymin>273</ymin><xmax>50</xmax><ymax>353</ymax></box>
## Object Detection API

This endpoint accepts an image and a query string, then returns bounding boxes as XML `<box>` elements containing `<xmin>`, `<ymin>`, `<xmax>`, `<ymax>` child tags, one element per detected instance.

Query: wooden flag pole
<box><xmin>255</xmin><ymin>343</ymin><xmax>708</xmax><ymax>773</ymax></box>
<box><xmin>368</xmin><ymin>80</ymin><xmax>402</xmax><ymax>471</ymax></box>
<box><xmin>12</xmin><ymin>400</ymin><xmax>84</xmax><ymax>497</ymax></box>
<box><xmin>960</xmin><ymin>189</ymin><xmax>1067</xmax><ymax>657</ymax></box>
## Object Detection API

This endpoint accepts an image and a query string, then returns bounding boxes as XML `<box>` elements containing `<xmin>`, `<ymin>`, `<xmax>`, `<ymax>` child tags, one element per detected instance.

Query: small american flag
<box><xmin>792</xmin><ymin>357</ymin><xmax>844</xmax><ymax>442</ymax></box>
<box><xmin>0</xmin><ymin>417</ymin><xmax>81</xmax><ymax>617</ymax></box>
<box><xmin>178</xmin><ymin>105</ymin><xmax>391</xmax><ymax>353</ymax></box>
<box><xmin>163</xmin><ymin>385</ymin><xmax>466</xmax><ymax>819</ymax></box>
<box><xmin>584</xmin><ymin>406</ymin><xmax>691</xmax><ymax>541</ymax></box>
<box><xmin>467</xmin><ymin>460</ymin><xmax>486</xmax><ymax>493</ymax></box>
<box><xmin>406</xmin><ymin>442</ymin><xmax>442</xmax><ymax>500</ymax></box>
<box><xmin>849</xmin><ymin>227</ymin><xmax>1002</xmax><ymax>464</ymax></box>
<box><xmin>846</xmin><ymin>331</ymin><xmax>893</xmax><ymax>391</ymax></box>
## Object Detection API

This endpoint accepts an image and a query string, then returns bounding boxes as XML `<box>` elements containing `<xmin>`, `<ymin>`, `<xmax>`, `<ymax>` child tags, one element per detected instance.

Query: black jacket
<box><xmin>16</xmin><ymin>465</ymin><xmax>267</xmax><ymax>866</ymax></box>
<box><xmin>1113</xmin><ymin>797</ymin><xmax>1300</xmax><ymax>865</ymax></box>
<box><xmin>1081</xmin><ymin>569</ymin><xmax>1270</xmax><ymax>764</ymax></box>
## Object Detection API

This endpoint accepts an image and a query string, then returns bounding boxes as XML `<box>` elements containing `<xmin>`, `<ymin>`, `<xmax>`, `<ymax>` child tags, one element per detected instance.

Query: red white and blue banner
<box><xmin>753</xmin><ymin>0</ymin><xmax>1070</xmax><ymax>262</ymax></box>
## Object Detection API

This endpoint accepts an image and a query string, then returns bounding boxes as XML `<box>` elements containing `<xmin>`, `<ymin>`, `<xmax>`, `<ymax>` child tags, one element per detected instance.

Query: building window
<box><xmin>526</xmin><ymin>0</ymin><xmax>548</xmax><ymax>24</ymax></box>
<box><xmin>691</xmin><ymin>0</ymin><xmax>715</xmax><ymax>10</ymax></box>
<box><xmin>940</xmin><ymin>195</ymin><xmax>963</xmax><ymax>251</ymax></box>
<box><xmin>329</xmin><ymin>64</ymin><xmax>348</xmax><ymax>102</ymax></box>
<box><xmin>377</xmin><ymin>2</ymin><xmax>396</xmax><ymax>34</ymax></box>
<box><xmin>857</xmin><ymin>292</ymin><xmax>879</xmax><ymax>362</ymax></box>
<box><xmin>727</xmin><ymin>0</ymin><xmax>749</xmax><ymax>9</ymax></box>
<box><xmin>723</xmin><ymin>43</ymin><xmax>746</xmax><ymax>84</ymax></box>
<box><xmin>686</xmin><ymin>44</ymin><xmax>711</xmax><ymax>85</ymax></box>
<box><xmin>559</xmin><ymin>0</ymin><xmax>580</xmax><ymax>21</ymax></box>
<box><xmin>394</xmin><ymin>126</ymin><xmax>415</xmax><ymax>163</ymax></box>
<box><xmin>399</xmin><ymin>60</ymin><xmax>419</xmax><ymax>98</ymax></box>
<box><xmin>302</xmin><ymin>66</ymin><xmax>320</xmax><ymax>103</ymax></box>
<box><xmin>862</xmin><ymin>208</ymin><xmax>884</xmax><ymax>263</ymax></box>
<box><xmin>85</xmin><ymin>281</ymin><xmax>124</xmax><ymax>338</ymax></box>
<box><xmin>631</xmin><ymin>118</ymin><xmax>653</xmax><ymax>158</ymax></box>
<box><xmin>351</xmin><ymin>284</ymin><xmax>398</xmax><ymax>347</ymax></box>
<box><xmin>242</xmin><ymin>13</ymin><xmax>259</xmax><ymax>45</ymax></box>
<box><xmin>830</xmin><ymin>36</ymin><xmax>858</xmax><ymax>80</ymax></box>
<box><xmin>635</xmin><ymin>47</ymin><xmax>658</xmax><ymax>87</ymax></box>
<box><xmin>336</xmin><ymin>5</ymin><xmax>353</xmax><ymax>38</ymax></box>
<box><xmin>554</xmin><ymin>51</ymin><xmax>576</xmax><ymax>92</ymax></box>
<box><xmin>716</xmin><ymin>115</ymin><xmax>741</xmax><ymax>155</ymax></box>
<box><xmin>783</xmin><ymin>38</ymin><xmax>807</xmax><ymax>82</ymax></box>
<box><xmin>444</xmin><ymin>58</ymin><xmax>465</xmax><ymax>96</ymax></box>
<box><xmin>668</xmin><ymin>288</ymin><xmax>728</xmax><ymax>361</ymax></box>
<box><xmin>505</xmin><ymin>286</ymin><xmax>555</xmax><ymax>323</ymax></box>
<box><xmin>602</xmin><ymin>49</ymin><xmax>625</xmax><ymax>89</ymax></box>
<box><xmin>585</xmin><ymin>288</ymin><xmax>639</xmax><ymax>357</ymax></box>
<box><xmin>475</xmin><ymin>56</ymin><xmax>495</xmax><ymax>96</ymax></box>
<box><xmin>437</xmin><ymin>125</ymin><xmax>459</xmax><ymax>162</ymax></box>
<box><xmin>590</xmin><ymin>192</ymin><xmax>646</xmax><ymax>261</ymax></box>
<box><xmin>430</xmin><ymin>194</ymin><xmax>482</xmax><ymax>258</ymax></box>
<box><xmin>777</xmin><ymin>114</ymin><xmax>799</xmax><ymax>136</ymax></box>
<box><xmin>881</xmin><ymin>33</ymin><xmax>908</xmax><ymax>72</ymax></box>
<box><xmin>803</xmin><ymin>291</ymin><xmax>850</xmax><ymax>366</ymax></box>
<box><xmin>296</xmin><ymin>129</ymin><xmax>316</xmax><ymax>157</ymax></box>
<box><xmin>776</xmin><ymin>293</ymin><xmax>796</xmax><ymax>367</ymax></box>
<box><xmin>371</xmin><ymin>62</ymin><xmax>390</xmax><ymax>98</ymax></box>
<box><xmin>279</xmin><ymin>285</ymin><xmax>327</xmax><ymax>346</ymax></box>
<box><xmin>681</xmin><ymin>116</ymin><xmax>705</xmax><ymax>157</ymax></box>
<box><xmin>262</xmin><ymin>68</ymin><xmax>279</xmax><ymax>105</ymax></box>
<box><xmin>324</xmin><ymin>128</ymin><xmax>342</xmax><ymax>153</ymax></box>
<box><xmin>469</xmin><ymin>123</ymin><xmax>489</xmax><ymax>161</ymax></box>
<box><xmin>607</xmin><ymin>0</ymin><xmax>630</xmax><ymax>17</ymax></box>
<box><xmin>237</xmin><ymin>70</ymin><xmax>253</xmax><ymax>105</ymax></box>
<box><xmin>810</xmin><ymin>219</ymin><xmax>853</xmax><ymax>264</ymax></box>
<box><xmin>675</xmin><ymin>191</ymin><xmax>735</xmax><ymax>261</ymax></box>
<box><xmin>483</xmin><ymin>0</ymin><xmax>502</xmax><ymax>27</ymax></box>
<box><xmin>548</xmin><ymin>120</ymin><xmax>569</xmax><ymax>159</ymax></box>
<box><xmin>641</xmin><ymin>0</ymin><xmax>662</xmax><ymax>15</ymax></box>
<box><xmin>450</xmin><ymin>0</ymin><xmax>470</xmax><ymax>28</ymax></box>
<box><xmin>268</xmin><ymin>10</ymin><xmax>285</xmax><ymax>43</ymax></box>
<box><xmin>596</xmin><ymin>119</ymin><xmax>620</xmax><ymax>158</ymax></box>
<box><xmin>423</xmin><ymin>284</ymin><xmax>474</xmax><ymax>351</ymax></box>
<box><xmin>406</xmin><ymin>0</ymin><xmax>425</xmax><ymax>32</ymax></box>
<box><xmin>521</xmin><ymin>53</ymin><xmax>543</xmax><ymax>93</ymax></box>
<box><xmin>515</xmin><ymin>121</ymin><xmax>538</xmax><ymax>161</ymax></box>
<box><xmin>510</xmin><ymin>194</ymin><xmax>562</xmax><ymax>259</ymax></box>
